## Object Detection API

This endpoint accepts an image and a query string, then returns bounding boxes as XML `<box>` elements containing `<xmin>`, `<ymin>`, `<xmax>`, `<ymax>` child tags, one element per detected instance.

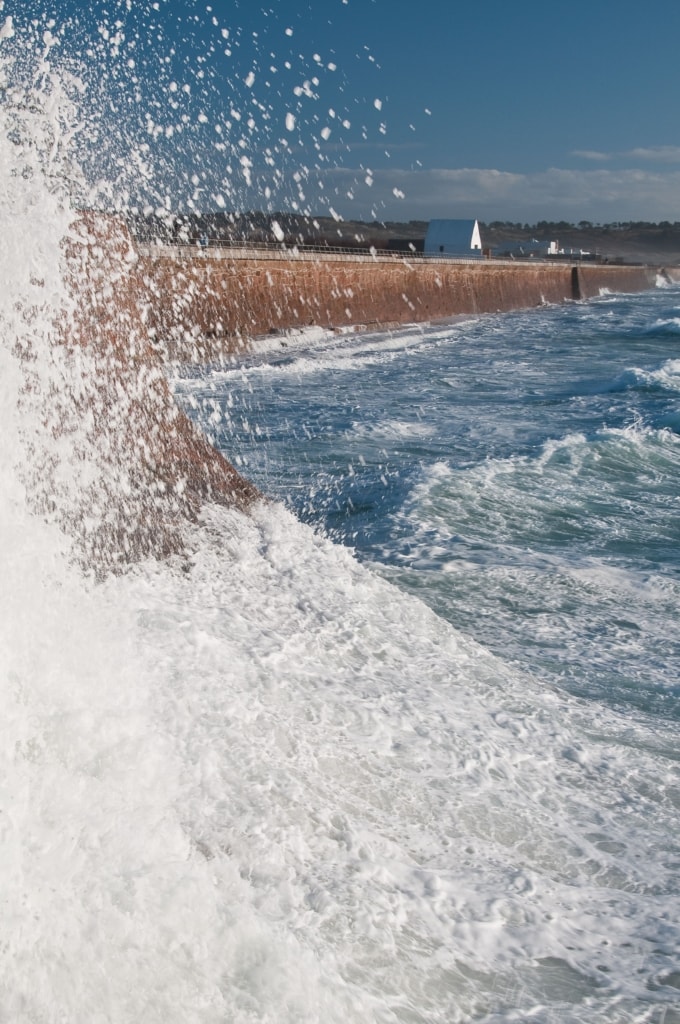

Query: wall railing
<box><xmin>135</xmin><ymin>238</ymin><xmax>570</xmax><ymax>267</ymax></box>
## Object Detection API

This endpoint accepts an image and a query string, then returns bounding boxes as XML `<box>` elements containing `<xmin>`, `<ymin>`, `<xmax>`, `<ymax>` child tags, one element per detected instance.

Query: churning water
<box><xmin>174</xmin><ymin>292</ymin><xmax>680</xmax><ymax>1023</ymax></box>
<box><xmin>2</xmin><ymin>6</ymin><xmax>680</xmax><ymax>1023</ymax></box>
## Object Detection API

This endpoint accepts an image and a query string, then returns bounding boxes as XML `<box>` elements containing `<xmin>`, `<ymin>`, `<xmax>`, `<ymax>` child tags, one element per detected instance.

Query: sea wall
<box><xmin>575</xmin><ymin>264</ymin><xmax>659</xmax><ymax>299</ymax></box>
<box><xmin>56</xmin><ymin>212</ymin><xmax>259</xmax><ymax>569</ymax></box>
<box><xmin>137</xmin><ymin>248</ymin><xmax>575</xmax><ymax>361</ymax></box>
<box><xmin>61</xmin><ymin>213</ymin><xmax>668</xmax><ymax>568</ymax></box>
<box><xmin>135</xmin><ymin>244</ymin><xmax>661</xmax><ymax>362</ymax></box>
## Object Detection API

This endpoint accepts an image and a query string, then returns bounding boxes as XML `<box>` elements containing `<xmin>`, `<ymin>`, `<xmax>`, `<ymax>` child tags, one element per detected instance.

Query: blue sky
<box><xmin>4</xmin><ymin>0</ymin><xmax>680</xmax><ymax>223</ymax></box>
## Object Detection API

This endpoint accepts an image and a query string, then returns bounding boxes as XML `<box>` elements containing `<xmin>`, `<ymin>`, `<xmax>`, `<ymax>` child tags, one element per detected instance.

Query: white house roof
<box><xmin>424</xmin><ymin>219</ymin><xmax>482</xmax><ymax>254</ymax></box>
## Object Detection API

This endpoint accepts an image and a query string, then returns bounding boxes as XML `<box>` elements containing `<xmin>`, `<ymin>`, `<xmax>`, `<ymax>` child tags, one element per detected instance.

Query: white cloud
<box><xmin>572</xmin><ymin>145</ymin><xmax>680</xmax><ymax>165</ymax></box>
<box><xmin>625</xmin><ymin>145</ymin><xmax>680</xmax><ymax>163</ymax></box>
<box><xmin>571</xmin><ymin>150</ymin><xmax>611</xmax><ymax>162</ymax></box>
<box><xmin>316</xmin><ymin>165</ymin><xmax>680</xmax><ymax>222</ymax></box>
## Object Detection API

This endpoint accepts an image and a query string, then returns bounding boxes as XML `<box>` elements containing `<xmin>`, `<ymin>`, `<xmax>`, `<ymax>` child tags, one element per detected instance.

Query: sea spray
<box><xmin>0</xmin><ymin>20</ymin><xmax>257</xmax><ymax>573</ymax></box>
<box><xmin>0</xmin><ymin>21</ymin><xmax>81</xmax><ymax>556</ymax></box>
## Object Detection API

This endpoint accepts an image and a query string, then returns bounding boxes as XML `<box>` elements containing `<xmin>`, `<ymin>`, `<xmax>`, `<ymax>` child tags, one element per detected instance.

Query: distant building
<box><xmin>424</xmin><ymin>219</ymin><xmax>483</xmax><ymax>257</ymax></box>
<box><xmin>494</xmin><ymin>239</ymin><xmax>601</xmax><ymax>261</ymax></box>
<box><xmin>494</xmin><ymin>238</ymin><xmax>562</xmax><ymax>259</ymax></box>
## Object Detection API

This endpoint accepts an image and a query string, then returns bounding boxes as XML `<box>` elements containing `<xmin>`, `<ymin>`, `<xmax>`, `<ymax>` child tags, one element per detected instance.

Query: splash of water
<box><xmin>1</xmin><ymin>13</ymin><xmax>259</xmax><ymax>573</ymax></box>
<box><xmin>3</xmin><ymin>10</ymin><xmax>680</xmax><ymax>1024</ymax></box>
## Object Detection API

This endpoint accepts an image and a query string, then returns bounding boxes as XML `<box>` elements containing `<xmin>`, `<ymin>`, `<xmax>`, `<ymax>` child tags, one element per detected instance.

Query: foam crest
<box><xmin>616</xmin><ymin>355</ymin><xmax>680</xmax><ymax>394</ymax></box>
<box><xmin>647</xmin><ymin>355</ymin><xmax>680</xmax><ymax>391</ymax></box>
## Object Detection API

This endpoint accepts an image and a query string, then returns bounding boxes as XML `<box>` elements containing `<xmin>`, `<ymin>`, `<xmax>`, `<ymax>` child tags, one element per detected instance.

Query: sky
<box><xmin>3</xmin><ymin>0</ymin><xmax>680</xmax><ymax>224</ymax></box>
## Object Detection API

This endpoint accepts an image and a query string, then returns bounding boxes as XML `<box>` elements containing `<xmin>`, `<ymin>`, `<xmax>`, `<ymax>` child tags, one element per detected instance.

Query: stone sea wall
<box><xmin>134</xmin><ymin>242</ymin><xmax>661</xmax><ymax>362</ymax></box>
<box><xmin>575</xmin><ymin>263</ymin><xmax>661</xmax><ymax>299</ymax></box>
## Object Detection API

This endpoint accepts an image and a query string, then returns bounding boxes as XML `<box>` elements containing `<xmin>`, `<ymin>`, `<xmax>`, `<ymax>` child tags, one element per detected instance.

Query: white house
<box><xmin>424</xmin><ymin>219</ymin><xmax>483</xmax><ymax>257</ymax></box>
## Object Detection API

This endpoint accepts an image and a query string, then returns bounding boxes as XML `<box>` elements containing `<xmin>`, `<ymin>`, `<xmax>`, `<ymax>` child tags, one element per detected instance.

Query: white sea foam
<box><xmin>648</xmin><ymin>356</ymin><xmax>680</xmax><ymax>389</ymax></box>
<box><xmin>616</xmin><ymin>355</ymin><xmax>680</xmax><ymax>393</ymax></box>
<box><xmin>6</xmin><ymin>489</ymin><xmax>680</xmax><ymax>1022</ymax></box>
<box><xmin>173</xmin><ymin>320</ymin><xmax>473</xmax><ymax>392</ymax></box>
<box><xmin>347</xmin><ymin>418</ymin><xmax>435</xmax><ymax>441</ymax></box>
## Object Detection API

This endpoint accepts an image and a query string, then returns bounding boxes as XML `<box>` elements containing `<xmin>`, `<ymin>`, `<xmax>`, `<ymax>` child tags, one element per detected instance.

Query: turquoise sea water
<box><xmin>176</xmin><ymin>287</ymin><xmax>680</xmax><ymax>720</ymax></box>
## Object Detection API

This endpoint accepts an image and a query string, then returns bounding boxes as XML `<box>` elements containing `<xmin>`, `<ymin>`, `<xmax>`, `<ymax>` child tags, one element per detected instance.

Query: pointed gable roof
<box><xmin>424</xmin><ymin>219</ymin><xmax>482</xmax><ymax>255</ymax></box>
